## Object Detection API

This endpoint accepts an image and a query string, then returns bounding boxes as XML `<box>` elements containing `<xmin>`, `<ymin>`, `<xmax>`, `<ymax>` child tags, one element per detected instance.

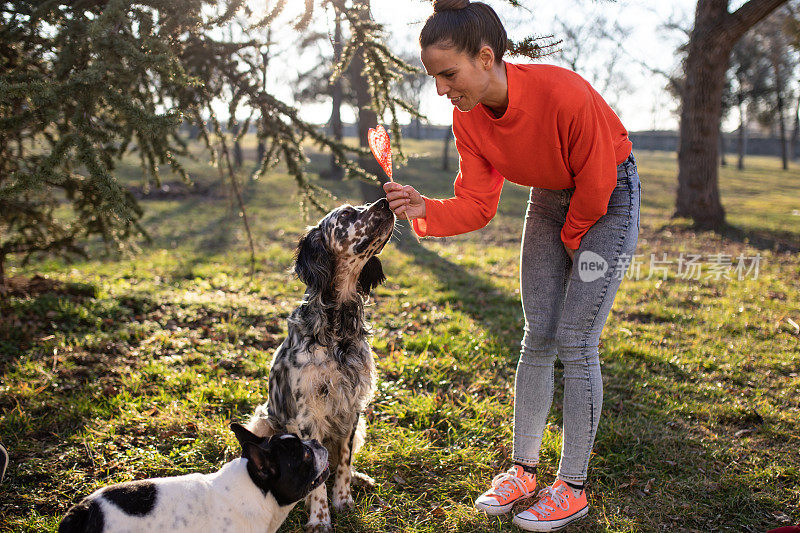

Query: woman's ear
<box><xmin>478</xmin><ymin>45</ymin><xmax>495</xmax><ymax>69</ymax></box>
<box><xmin>357</xmin><ymin>256</ymin><xmax>386</xmax><ymax>296</ymax></box>
<box><xmin>295</xmin><ymin>226</ymin><xmax>333</xmax><ymax>293</ymax></box>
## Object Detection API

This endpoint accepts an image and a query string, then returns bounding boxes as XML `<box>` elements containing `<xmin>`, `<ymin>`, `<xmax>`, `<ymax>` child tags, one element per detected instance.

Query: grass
<box><xmin>1</xmin><ymin>139</ymin><xmax>799</xmax><ymax>532</ymax></box>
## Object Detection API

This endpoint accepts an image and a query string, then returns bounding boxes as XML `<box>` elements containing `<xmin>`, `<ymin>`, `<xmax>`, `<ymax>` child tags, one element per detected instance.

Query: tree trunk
<box><xmin>777</xmin><ymin>91</ymin><xmax>788</xmax><ymax>170</ymax></box>
<box><xmin>737</xmin><ymin>101</ymin><xmax>747</xmax><ymax>170</ymax></box>
<box><xmin>256</xmin><ymin>140</ymin><xmax>265</xmax><ymax>168</ymax></box>
<box><xmin>675</xmin><ymin>23</ymin><xmax>728</xmax><ymax>227</ymax></box>
<box><xmin>791</xmin><ymin>93</ymin><xmax>800</xmax><ymax>160</ymax></box>
<box><xmin>327</xmin><ymin>10</ymin><xmax>345</xmax><ymax>181</ymax></box>
<box><xmin>349</xmin><ymin>0</ymin><xmax>387</xmax><ymax>202</ymax></box>
<box><xmin>676</xmin><ymin>0</ymin><xmax>788</xmax><ymax>229</ymax></box>
<box><xmin>720</xmin><ymin>132</ymin><xmax>727</xmax><ymax>166</ymax></box>
<box><xmin>232</xmin><ymin>123</ymin><xmax>243</xmax><ymax>170</ymax></box>
<box><xmin>256</xmin><ymin>28</ymin><xmax>272</xmax><ymax>170</ymax></box>
<box><xmin>774</xmin><ymin>63</ymin><xmax>788</xmax><ymax>170</ymax></box>
<box><xmin>442</xmin><ymin>127</ymin><xmax>453</xmax><ymax>171</ymax></box>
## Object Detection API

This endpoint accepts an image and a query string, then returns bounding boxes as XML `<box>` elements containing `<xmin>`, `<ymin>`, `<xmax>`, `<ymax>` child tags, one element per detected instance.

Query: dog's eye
<box><xmin>340</xmin><ymin>208</ymin><xmax>355</xmax><ymax>220</ymax></box>
<box><xmin>303</xmin><ymin>448</ymin><xmax>312</xmax><ymax>462</ymax></box>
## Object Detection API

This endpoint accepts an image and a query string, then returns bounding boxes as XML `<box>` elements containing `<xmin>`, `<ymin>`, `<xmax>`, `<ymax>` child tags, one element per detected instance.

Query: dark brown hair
<box><xmin>419</xmin><ymin>0</ymin><xmax>507</xmax><ymax>63</ymax></box>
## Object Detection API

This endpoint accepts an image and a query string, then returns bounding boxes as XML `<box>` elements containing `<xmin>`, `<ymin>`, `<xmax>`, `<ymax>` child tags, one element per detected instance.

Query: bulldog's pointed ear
<box><xmin>357</xmin><ymin>256</ymin><xmax>385</xmax><ymax>296</ymax></box>
<box><xmin>295</xmin><ymin>226</ymin><xmax>333</xmax><ymax>292</ymax></box>
<box><xmin>231</xmin><ymin>423</ymin><xmax>262</xmax><ymax>447</ymax></box>
<box><xmin>242</xmin><ymin>442</ymin><xmax>278</xmax><ymax>479</ymax></box>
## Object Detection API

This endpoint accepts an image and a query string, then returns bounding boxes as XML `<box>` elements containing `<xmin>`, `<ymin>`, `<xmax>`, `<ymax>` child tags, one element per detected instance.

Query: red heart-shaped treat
<box><xmin>367</xmin><ymin>125</ymin><xmax>393</xmax><ymax>180</ymax></box>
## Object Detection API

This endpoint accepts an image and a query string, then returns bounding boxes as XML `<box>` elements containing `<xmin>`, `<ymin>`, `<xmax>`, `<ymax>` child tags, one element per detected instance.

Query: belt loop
<box><xmin>626</xmin><ymin>152</ymin><xmax>636</xmax><ymax>177</ymax></box>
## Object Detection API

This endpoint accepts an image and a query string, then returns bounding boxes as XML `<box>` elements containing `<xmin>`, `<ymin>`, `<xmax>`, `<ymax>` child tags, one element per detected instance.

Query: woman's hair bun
<box><xmin>421</xmin><ymin>0</ymin><xmax>506</xmax><ymax>63</ymax></box>
<box><xmin>433</xmin><ymin>0</ymin><xmax>470</xmax><ymax>12</ymax></box>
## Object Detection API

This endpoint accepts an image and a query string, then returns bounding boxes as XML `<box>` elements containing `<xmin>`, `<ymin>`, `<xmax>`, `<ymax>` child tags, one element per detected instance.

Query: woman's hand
<box><xmin>383</xmin><ymin>182</ymin><xmax>426</xmax><ymax>220</ymax></box>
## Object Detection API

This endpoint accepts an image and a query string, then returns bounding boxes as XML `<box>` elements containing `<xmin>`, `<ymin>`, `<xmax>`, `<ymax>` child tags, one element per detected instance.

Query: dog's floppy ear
<box><xmin>295</xmin><ymin>226</ymin><xmax>333</xmax><ymax>292</ymax></box>
<box><xmin>231</xmin><ymin>423</ymin><xmax>263</xmax><ymax>447</ymax></box>
<box><xmin>242</xmin><ymin>441</ymin><xmax>279</xmax><ymax>479</ymax></box>
<box><xmin>357</xmin><ymin>256</ymin><xmax>386</xmax><ymax>296</ymax></box>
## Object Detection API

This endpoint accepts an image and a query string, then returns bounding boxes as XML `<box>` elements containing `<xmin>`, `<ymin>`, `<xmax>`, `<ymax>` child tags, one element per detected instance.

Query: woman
<box><xmin>383</xmin><ymin>0</ymin><xmax>640</xmax><ymax>530</ymax></box>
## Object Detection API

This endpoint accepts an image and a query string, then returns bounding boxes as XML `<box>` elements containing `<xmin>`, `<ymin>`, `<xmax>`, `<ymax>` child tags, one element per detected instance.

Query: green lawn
<box><xmin>1</xmin><ymin>140</ymin><xmax>799</xmax><ymax>532</ymax></box>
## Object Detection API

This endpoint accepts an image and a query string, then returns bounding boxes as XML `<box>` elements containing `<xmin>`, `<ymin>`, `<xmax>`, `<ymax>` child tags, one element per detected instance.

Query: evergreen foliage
<box><xmin>0</xmin><ymin>0</ymin><xmax>372</xmax><ymax>282</ymax></box>
<box><xmin>0</xmin><ymin>0</ymin><xmax>554</xmax><ymax>283</ymax></box>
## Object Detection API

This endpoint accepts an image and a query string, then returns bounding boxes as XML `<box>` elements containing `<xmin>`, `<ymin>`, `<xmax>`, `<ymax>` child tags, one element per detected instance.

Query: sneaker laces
<box><xmin>530</xmin><ymin>485</ymin><xmax>570</xmax><ymax>517</ymax></box>
<box><xmin>490</xmin><ymin>468</ymin><xmax>532</xmax><ymax>499</ymax></box>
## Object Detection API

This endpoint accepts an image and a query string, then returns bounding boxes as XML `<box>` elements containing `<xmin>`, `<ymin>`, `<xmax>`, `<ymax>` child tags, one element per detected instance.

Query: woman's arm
<box><xmin>560</xmin><ymin>89</ymin><xmax>619</xmax><ymax>251</ymax></box>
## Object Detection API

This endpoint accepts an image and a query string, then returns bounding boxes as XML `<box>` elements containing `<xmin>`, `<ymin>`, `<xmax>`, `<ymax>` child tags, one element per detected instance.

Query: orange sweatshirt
<box><xmin>412</xmin><ymin>63</ymin><xmax>632</xmax><ymax>249</ymax></box>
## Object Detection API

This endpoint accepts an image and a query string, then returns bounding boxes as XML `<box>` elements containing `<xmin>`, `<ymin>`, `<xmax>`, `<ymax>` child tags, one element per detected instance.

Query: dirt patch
<box><xmin>0</xmin><ymin>275</ymin><xmax>96</xmax><ymax>298</ymax></box>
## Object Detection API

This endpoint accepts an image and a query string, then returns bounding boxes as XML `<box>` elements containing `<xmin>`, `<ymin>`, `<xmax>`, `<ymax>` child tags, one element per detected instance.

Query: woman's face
<box><xmin>421</xmin><ymin>45</ymin><xmax>492</xmax><ymax>112</ymax></box>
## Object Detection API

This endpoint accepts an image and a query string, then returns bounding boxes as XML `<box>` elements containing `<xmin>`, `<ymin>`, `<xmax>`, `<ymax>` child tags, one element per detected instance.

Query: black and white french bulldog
<box><xmin>58</xmin><ymin>424</ymin><xmax>329</xmax><ymax>533</ymax></box>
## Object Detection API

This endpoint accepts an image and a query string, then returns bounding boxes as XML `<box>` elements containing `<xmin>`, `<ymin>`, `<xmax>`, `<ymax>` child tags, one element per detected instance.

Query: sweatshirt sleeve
<box><xmin>412</xmin><ymin>118</ymin><xmax>505</xmax><ymax>237</ymax></box>
<box><xmin>560</xmin><ymin>88</ymin><xmax>619</xmax><ymax>250</ymax></box>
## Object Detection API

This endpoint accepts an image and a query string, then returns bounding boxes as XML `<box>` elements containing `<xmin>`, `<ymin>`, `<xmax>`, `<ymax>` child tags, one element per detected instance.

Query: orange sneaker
<box><xmin>474</xmin><ymin>465</ymin><xmax>537</xmax><ymax>516</ymax></box>
<box><xmin>512</xmin><ymin>479</ymin><xmax>589</xmax><ymax>531</ymax></box>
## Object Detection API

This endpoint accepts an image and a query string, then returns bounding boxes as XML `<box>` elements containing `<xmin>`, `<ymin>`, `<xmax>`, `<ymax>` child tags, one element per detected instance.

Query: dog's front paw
<box><xmin>305</xmin><ymin>522</ymin><xmax>333</xmax><ymax>533</ymax></box>
<box><xmin>305</xmin><ymin>496</ymin><xmax>332</xmax><ymax>533</ymax></box>
<box><xmin>333</xmin><ymin>492</ymin><xmax>355</xmax><ymax>512</ymax></box>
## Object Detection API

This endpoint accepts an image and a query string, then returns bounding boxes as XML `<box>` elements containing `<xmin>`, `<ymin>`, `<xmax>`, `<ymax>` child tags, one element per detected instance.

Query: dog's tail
<box><xmin>349</xmin><ymin>416</ymin><xmax>375</xmax><ymax>487</ymax></box>
<box><xmin>58</xmin><ymin>499</ymin><xmax>104</xmax><ymax>533</ymax></box>
<box><xmin>351</xmin><ymin>469</ymin><xmax>375</xmax><ymax>487</ymax></box>
<box><xmin>245</xmin><ymin>404</ymin><xmax>279</xmax><ymax>438</ymax></box>
<box><xmin>351</xmin><ymin>415</ymin><xmax>366</xmax><ymax>457</ymax></box>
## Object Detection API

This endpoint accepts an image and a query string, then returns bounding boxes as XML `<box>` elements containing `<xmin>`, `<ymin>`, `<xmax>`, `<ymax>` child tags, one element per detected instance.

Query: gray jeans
<box><xmin>513</xmin><ymin>154</ymin><xmax>641</xmax><ymax>483</ymax></box>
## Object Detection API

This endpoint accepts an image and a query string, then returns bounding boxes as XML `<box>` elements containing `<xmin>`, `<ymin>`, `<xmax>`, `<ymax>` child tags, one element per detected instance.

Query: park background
<box><xmin>1</xmin><ymin>1</ymin><xmax>799</xmax><ymax>531</ymax></box>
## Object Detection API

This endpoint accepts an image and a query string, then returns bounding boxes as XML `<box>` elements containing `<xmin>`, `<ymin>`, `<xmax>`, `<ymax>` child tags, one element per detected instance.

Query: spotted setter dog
<box><xmin>247</xmin><ymin>198</ymin><xmax>395</xmax><ymax>532</ymax></box>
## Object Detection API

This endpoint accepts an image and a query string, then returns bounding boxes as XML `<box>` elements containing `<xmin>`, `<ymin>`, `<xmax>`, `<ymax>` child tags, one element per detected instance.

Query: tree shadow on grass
<box><xmin>0</xmin><ymin>277</ymin><xmax>101</xmax><ymax>365</ymax></box>
<box><xmin>137</xmin><ymin>192</ymin><xmax>242</xmax><ymax>254</ymax></box>
<box><xmin>0</xmin><ymin>283</ymin><xmax>286</xmax><ymax>525</ymax></box>
<box><xmin>658</xmin><ymin>219</ymin><xmax>800</xmax><ymax>253</ymax></box>
<box><xmin>393</xmin><ymin>231</ymin><xmax>795</xmax><ymax>531</ymax></box>
<box><xmin>718</xmin><ymin>223</ymin><xmax>800</xmax><ymax>253</ymax></box>
<box><xmin>394</xmin><ymin>231</ymin><xmax>523</xmax><ymax>351</ymax></box>
<box><xmin>590</xmin><ymin>358</ymin><xmax>792</xmax><ymax>532</ymax></box>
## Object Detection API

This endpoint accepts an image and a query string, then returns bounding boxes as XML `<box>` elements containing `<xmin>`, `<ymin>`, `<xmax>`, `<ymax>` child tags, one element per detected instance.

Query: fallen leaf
<box><xmin>431</xmin><ymin>507</ymin><xmax>446</xmax><ymax>518</ymax></box>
